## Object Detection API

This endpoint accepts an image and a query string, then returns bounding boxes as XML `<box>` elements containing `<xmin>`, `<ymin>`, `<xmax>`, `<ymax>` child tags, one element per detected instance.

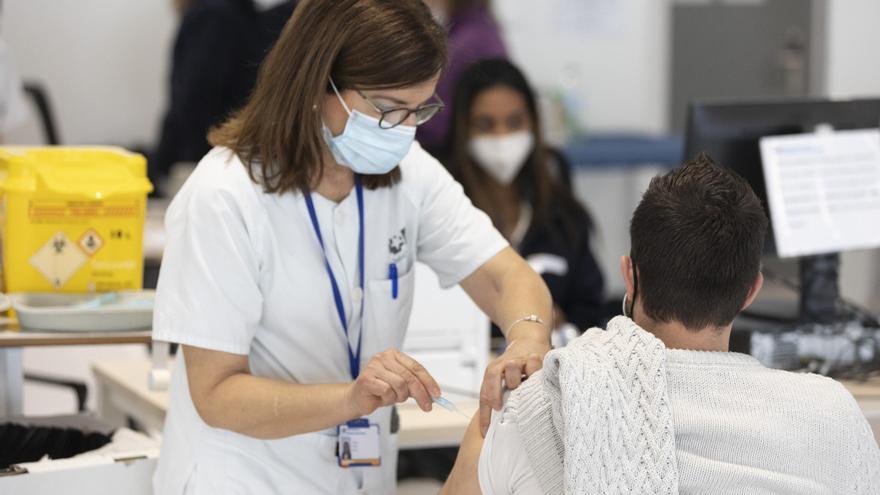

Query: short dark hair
<box><xmin>630</xmin><ymin>153</ymin><xmax>768</xmax><ymax>330</ymax></box>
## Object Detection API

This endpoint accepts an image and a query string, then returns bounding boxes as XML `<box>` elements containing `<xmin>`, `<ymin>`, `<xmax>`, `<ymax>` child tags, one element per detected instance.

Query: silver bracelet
<box><xmin>505</xmin><ymin>314</ymin><xmax>546</xmax><ymax>335</ymax></box>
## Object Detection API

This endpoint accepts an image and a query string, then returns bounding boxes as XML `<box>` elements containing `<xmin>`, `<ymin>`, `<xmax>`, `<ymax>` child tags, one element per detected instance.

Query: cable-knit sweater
<box><xmin>478</xmin><ymin>317</ymin><xmax>880</xmax><ymax>495</ymax></box>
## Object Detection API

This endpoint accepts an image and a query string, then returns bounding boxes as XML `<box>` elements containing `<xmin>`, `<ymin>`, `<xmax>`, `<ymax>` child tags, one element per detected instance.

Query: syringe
<box><xmin>432</xmin><ymin>396</ymin><xmax>470</xmax><ymax>419</ymax></box>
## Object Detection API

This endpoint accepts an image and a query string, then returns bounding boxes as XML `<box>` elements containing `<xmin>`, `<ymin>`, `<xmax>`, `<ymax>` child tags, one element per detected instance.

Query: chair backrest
<box><xmin>22</xmin><ymin>82</ymin><xmax>60</xmax><ymax>145</ymax></box>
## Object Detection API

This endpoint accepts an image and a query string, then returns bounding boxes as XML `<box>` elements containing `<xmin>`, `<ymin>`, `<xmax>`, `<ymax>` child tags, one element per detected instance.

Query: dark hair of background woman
<box><xmin>447</xmin><ymin>0</ymin><xmax>489</xmax><ymax>16</ymax></box>
<box><xmin>446</xmin><ymin>58</ymin><xmax>593</xmax><ymax>244</ymax></box>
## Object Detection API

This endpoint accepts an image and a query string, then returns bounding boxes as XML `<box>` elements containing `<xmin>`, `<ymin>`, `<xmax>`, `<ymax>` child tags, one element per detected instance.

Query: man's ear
<box><xmin>742</xmin><ymin>272</ymin><xmax>764</xmax><ymax>311</ymax></box>
<box><xmin>620</xmin><ymin>255</ymin><xmax>635</xmax><ymax>301</ymax></box>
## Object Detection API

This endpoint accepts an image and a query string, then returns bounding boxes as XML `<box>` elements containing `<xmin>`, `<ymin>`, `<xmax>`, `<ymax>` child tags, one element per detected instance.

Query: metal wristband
<box><xmin>505</xmin><ymin>314</ymin><xmax>546</xmax><ymax>336</ymax></box>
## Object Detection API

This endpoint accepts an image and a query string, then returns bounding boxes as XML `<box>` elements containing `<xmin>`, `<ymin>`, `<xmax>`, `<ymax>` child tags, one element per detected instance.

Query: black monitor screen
<box><xmin>684</xmin><ymin>97</ymin><xmax>880</xmax><ymax>254</ymax></box>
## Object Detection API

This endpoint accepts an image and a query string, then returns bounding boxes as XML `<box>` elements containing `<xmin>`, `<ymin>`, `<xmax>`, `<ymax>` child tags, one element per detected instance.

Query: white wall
<box><xmin>2</xmin><ymin>0</ymin><xmax>669</xmax><ymax>147</ymax></box>
<box><xmin>494</xmin><ymin>0</ymin><xmax>670</xmax><ymax>136</ymax></box>
<box><xmin>823</xmin><ymin>0</ymin><xmax>880</xmax><ymax>311</ymax></box>
<box><xmin>825</xmin><ymin>0</ymin><xmax>880</xmax><ymax>100</ymax></box>
<box><xmin>1</xmin><ymin>0</ymin><xmax>177</xmax><ymax>146</ymax></box>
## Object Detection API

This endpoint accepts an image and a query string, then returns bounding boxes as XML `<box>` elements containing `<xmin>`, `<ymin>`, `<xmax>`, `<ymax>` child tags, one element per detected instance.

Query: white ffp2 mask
<box><xmin>468</xmin><ymin>131</ymin><xmax>534</xmax><ymax>184</ymax></box>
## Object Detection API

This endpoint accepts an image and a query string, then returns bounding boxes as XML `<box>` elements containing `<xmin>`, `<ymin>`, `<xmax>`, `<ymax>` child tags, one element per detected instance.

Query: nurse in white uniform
<box><xmin>152</xmin><ymin>0</ymin><xmax>553</xmax><ymax>493</ymax></box>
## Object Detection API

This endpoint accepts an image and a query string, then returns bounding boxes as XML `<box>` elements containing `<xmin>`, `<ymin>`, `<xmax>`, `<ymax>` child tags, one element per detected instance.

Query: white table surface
<box><xmin>0</xmin><ymin>317</ymin><xmax>151</xmax><ymax>418</ymax></box>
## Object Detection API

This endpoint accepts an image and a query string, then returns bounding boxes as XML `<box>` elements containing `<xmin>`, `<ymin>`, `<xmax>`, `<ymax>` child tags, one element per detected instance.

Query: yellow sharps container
<box><xmin>0</xmin><ymin>147</ymin><xmax>153</xmax><ymax>293</ymax></box>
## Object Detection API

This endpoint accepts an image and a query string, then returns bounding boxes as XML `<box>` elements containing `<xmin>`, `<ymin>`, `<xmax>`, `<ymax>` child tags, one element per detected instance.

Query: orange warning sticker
<box><xmin>78</xmin><ymin>229</ymin><xmax>104</xmax><ymax>256</ymax></box>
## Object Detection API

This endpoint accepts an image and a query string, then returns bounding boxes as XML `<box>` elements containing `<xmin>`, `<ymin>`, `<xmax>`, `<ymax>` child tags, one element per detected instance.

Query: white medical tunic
<box><xmin>152</xmin><ymin>143</ymin><xmax>507</xmax><ymax>495</ymax></box>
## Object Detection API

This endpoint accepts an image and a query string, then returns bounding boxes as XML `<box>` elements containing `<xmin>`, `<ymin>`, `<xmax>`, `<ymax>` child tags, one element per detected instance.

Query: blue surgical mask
<box><xmin>322</xmin><ymin>79</ymin><xmax>416</xmax><ymax>175</ymax></box>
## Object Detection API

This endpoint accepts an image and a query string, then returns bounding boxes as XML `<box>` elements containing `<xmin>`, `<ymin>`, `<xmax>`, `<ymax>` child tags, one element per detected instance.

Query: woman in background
<box><xmin>417</xmin><ymin>0</ymin><xmax>507</xmax><ymax>158</ymax></box>
<box><xmin>151</xmin><ymin>0</ymin><xmax>296</xmax><ymax>195</ymax></box>
<box><xmin>448</xmin><ymin>58</ymin><xmax>605</xmax><ymax>336</ymax></box>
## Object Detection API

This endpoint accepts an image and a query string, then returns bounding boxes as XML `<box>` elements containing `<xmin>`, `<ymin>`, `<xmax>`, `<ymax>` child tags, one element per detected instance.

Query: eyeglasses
<box><xmin>357</xmin><ymin>91</ymin><xmax>444</xmax><ymax>130</ymax></box>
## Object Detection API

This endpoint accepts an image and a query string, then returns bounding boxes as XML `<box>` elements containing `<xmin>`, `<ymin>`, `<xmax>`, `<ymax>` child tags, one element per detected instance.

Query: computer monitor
<box><xmin>684</xmin><ymin>97</ymin><xmax>880</xmax><ymax>323</ymax></box>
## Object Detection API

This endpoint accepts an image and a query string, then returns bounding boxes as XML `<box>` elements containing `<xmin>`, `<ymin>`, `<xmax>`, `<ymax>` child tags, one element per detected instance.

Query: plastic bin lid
<box><xmin>0</xmin><ymin>146</ymin><xmax>153</xmax><ymax>197</ymax></box>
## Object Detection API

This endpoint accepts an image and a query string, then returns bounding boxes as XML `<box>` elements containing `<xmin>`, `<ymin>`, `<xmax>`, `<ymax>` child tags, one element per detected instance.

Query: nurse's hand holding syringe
<box><xmin>184</xmin><ymin>345</ymin><xmax>441</xmax><ymax>441</ymax></box>
<box><xmin>346</xmin><ymin>349</ymin><xmax>442</xmax><ymax>417</ymax></box>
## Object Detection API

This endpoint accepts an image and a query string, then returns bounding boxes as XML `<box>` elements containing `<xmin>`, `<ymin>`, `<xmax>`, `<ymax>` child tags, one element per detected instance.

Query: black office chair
<box><xmin>22</xmin><ymin>81</ymin><xmax>61</xmax><ymax>145</ymax></box>
<box><xmin>21</xmin><ymin>373</ymin><xmax>88</xmax><ymax>412</ymax></box>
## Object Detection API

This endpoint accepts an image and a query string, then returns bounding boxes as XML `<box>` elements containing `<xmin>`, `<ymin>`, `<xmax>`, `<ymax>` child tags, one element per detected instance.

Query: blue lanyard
<box><xmin>304</xmin><ymin>175</ymin><xmax>365</xmax><ymax>380</ymax></box>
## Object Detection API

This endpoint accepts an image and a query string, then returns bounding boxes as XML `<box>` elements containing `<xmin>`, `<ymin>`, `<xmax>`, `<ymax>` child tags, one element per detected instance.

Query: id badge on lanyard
<box><xmin>304</xmin><ymin>175</ymin><xmax>381</xmax><ymax>468</ymax></box>
<box><xmin>337</xmin><ymin>419</ymin><xmax>382</xmax><ymax>467</ymax></box>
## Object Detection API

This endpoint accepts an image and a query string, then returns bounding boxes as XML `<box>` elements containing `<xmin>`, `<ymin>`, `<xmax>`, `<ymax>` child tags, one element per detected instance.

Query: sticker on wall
<box><xmin>29</xmin><ymin>232</ymin><xmax>88</xmax><ymax>288</ymax></box>
<box><xmin>78</xmin><ymin>229</ymin><xmax>104</xmax><ymax>256</ymax></box>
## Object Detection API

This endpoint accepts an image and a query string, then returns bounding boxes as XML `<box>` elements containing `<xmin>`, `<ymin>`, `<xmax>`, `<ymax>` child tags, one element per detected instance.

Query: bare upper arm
<box><xmin>182</xmin><ymin>345</ymin><xmax>250</xmax><ymax>424</ymax></box>
<box><xmin>440</xmin><ymin>414</ymin><xmax>486</xmax><ymax>495</ymax></box>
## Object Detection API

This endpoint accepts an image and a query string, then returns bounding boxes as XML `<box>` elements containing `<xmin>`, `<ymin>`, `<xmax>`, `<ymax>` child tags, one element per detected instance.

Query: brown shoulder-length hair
<box><xmin>209</xmin><ymin>0</ymin><xmax>447</xmax><ymax>194</ymax></box>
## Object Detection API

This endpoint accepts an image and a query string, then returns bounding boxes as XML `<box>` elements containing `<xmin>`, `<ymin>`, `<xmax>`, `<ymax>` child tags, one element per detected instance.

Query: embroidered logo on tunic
<box><xmin>389</xmin><ymin>228</ymin><xmax>407</xmax><ymax>256</ymax></box>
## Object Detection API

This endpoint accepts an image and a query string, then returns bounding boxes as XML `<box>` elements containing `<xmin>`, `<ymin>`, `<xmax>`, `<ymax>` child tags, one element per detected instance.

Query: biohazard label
<box><xmin>78</xmin><ymin>229</ymin><xmax>104</xmax><ymax>256</ymax></box>
<box><xmin>29</xmin><ymin>232</ymin><xmax>88</xmax><ymax>288</ymax></box>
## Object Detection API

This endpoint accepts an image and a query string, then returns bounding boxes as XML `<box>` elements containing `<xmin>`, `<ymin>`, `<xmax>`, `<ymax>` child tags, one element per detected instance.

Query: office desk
<box><xmin>0</xmin><ymin>320</ymin><xmax>151</xmax><ymax>417</ymax></box>
<box><xmin>839</xmin><ymin>376</ymin><xmax>880</xmax><ymax>445</ymax></box>
<box><xmin>91</xmin><ymin>358</ymin><xmax>478</xmax><ymax>448</ymax></box>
